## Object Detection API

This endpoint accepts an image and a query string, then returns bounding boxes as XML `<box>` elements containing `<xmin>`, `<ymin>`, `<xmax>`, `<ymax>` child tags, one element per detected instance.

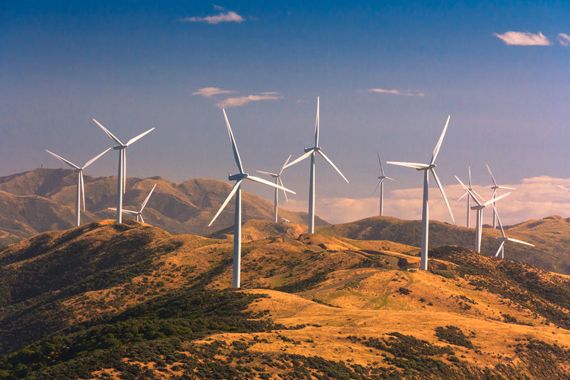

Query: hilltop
<box><xmin>320</xmin><ymin>215</ymin><xmax>570</xmax><ymax>274</ymax></box>
<box><xmin>0</xmin><ymin>220</ymin><xmax>568</xmax><ymax>379</ymax></box>
<box><xmin>0</xmin><ymin>168</ymin><xmax>326</xmax><ymax>246</ymax></box>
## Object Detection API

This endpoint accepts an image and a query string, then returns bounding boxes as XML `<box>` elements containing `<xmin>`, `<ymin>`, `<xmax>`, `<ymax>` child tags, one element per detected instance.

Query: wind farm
<box><xmin>0</xmin><ymin>1</ymin><xmax>569</xmax><ymax>379</ymax></box>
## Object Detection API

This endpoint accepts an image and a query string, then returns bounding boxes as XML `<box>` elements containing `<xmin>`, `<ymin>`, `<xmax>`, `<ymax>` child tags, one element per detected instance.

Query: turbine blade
<box><xmin>371</xmin><ymin>180</ymin><xmax>381</xmax><ymax>196</ymax></box>
<box><xmin>507</xmin><ymin>237</ymin><xmax>535</xmax><ymax>247</ymax></box>
<box><xmin>483</xmin><ymin>192</ymin><xmax>511</xmax><ymax>207</ymax></box>
<box><xmin>208</xmin><ymin>180</ymin><xmax>242</xmax><ymax>227</ymax></box>
<box><xmin>498</xmin><ymin>186</ymin><xmax>516</xmax><ymax>190</ymax></box>
<box><xmin>92</xmin><ymin>119</ymin><xmax>124</xmax><ymax>146</ymax></box>
<box><xmin>126</xmin><ymin>128</ymin><xmax>155</xmax><ymax>146</ymax></box>
<box><xmin>80</xmin><ymin>172</ymin><xmax>86</xmax><ymax>212</ymax></box>
<box><xmin>45</xmin><ymin>150</ymin><xmax>80</xmax><ymax>169</ymax></box>
<box><xmin>247</xmin><ymin>175</ymin><xmax>296</xmax><ymax>194</ymax></box>
<box><xmin>495</xmin><ymin>241</ymin><xmax>505</xmax><ymax>257</ymax></box>
<box><xmin>314</xmin><ymin>96</ymin><xmax>320</xmax><ymax>147</ymax></box>
<box><xmin>222</xmin><ymin>109</ymin><xmax>245</xmax><ymax>174</ymax></box>
<box><xmin>83</xmin><ymin>147</ymin><xmax>112</xmax><ymax>169</ymax></box>
<box><xmin>430</xmin><ymin>115</ymin><xmax>451</xmax><ymax>165</ymax></box>
<box><xmin>385</xmin><ymin>176</ymin><xmax>396</xmax><ymax>182</ymax></box>
<box><xmin>486</xmin><ymin>164</ymin><xmax>498</xmax><ymax>187</ymax></box>
<box><xmin>468</xmin><ymin>166</ymin><xmax>472</xmax><ymax>186</ymax></box>
<box><xmin>387</xmin><ymin>161</ymin><xmax>430</xmax><ymax>170</ymax></box>
<box><xmin>457</xmin><ymin>191</ymin><xmax>468</xmax><ymax>201</ymax></box>
<box><xmin>121</xmin><ymin>209</ymin><xmax>139</xmax><ymax>215</ymax></box>
<box><xmin>279</xmin><ymin>154</ymin><xmax>292</xmax><ymax>175</ymax></box>
<box><xmin>123</xmin><ymin>149</ymin><xmax>127</xmax><ymax>194</ymax></box>
<box><xmin>431</xmin><ymin>169</ymin><xmax>454</xmax><ymax>223</ymax></box>
<box><xmin>107</xmin><ymin>207</ymin><xmax>117</xmax><ymax>212</ymax></box>
<box><xmin>139</xmin><ymin>214</ymin><xmax>145</xmax><ymax>223</ymax></box>
<box><xmin>318</xmin><ymin>150</ymin><xmax>349</xmax><ymax>183</ymax></box>
<box><xmin>284</xmin><ymin>150</ymin><xmax>313</xmax><ymax>169</ymax></box>
<box><xmin>140</xmin><ymin>184</ymin><xmax>157</xmax><ymax>212</ymax></box>
<box><xmin>558</xmin><ymin>185</ymin><xmax>570</xmax><ymax>192</ymax></box>
<box><xmin>494</xmin><ymin>204</ymin><xmax>506</xmax><ymax>238</ymax></box>
<box><xmin>278</xmin><ymin>177</ymin><xmax>289</xmax><ymax>202</ymax></box>
<box><xmin>256</xmin><ymin>170</ymin><xmax>277</xmax><ymax>177</ymax></box>
<box><xmin>377</xmin><ymin>152</ymin><xmax>385</xmax><ymax>177</ymax></box>
<box><xmin>455</xmin><ymin>176</ymin><xmax>483</xmax><ymax>206</ymax></box>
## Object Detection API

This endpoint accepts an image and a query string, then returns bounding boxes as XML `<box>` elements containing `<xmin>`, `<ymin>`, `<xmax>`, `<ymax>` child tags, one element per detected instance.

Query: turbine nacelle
<box><xmin>228</xmin><ymin>173</ymin><xmax>249</xmax><ymax>181</ymax></box>
<box><xmin>304</xmin><ymin>146</ymin><xmax>320</xmax><ymax>153</ymax></box>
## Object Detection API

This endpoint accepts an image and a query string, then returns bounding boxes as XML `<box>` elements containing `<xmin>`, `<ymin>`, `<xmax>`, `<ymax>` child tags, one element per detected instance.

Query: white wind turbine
<box><xmin>284</xmin><ymin>96</ymin><xmax>349</xmax><ymax>233</ymax></box>
<box><xmin>92</xmin><ymin>119</ymin><xmax>155</xmax><ymax>223</ymax></box>
<box><xmin>373</xmin><ymin>153</ymin><xmax>396</xmax><ymax>216</ymax></box>
<box><xmin>486</xmin><ymin>164</ymin><xmax>515</xmax><ymax>229</ymax></box>
<box><xmin>457</xmin><ymin>166</ymin><xmax>483</xmax><ymax>228</ymax></box>
<box><xmin>456</xmin><ymin>176</ymin><xmax>511</xmax><ymax>253</ymax></box>
<box><xmin>209</xmin><ymin>109</ymin><xmax>296</xmax><ymax>289</ymax></box>
<box><xmin>109</xmin><ymin>184</ymin><xmax>157</xmax><ymax>223</ymax></box>
<box><xmin>46</xmin><ymin>148</ymin><xmax>111</xmax><ymax>226</ymax></box>
<box><xmin>257</xmin><ymin>155</ymin><xmax>292</xmax><ymax>223</ymax></box>
<box><xmin>493</xmin><ymin>203</ymin><xmax>534</xmax><ymax>259</ymax></box>
<box><xmin>387</xmin><ymin>115</ymin><xmax>455</xmax><ymax>271</ymax></box>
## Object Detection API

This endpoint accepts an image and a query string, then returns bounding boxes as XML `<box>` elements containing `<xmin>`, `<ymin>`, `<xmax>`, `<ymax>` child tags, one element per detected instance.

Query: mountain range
<box><xmin>0</xmin><ymin>168</ymin><xmax>568</xmax><ymax>275</ymax></box>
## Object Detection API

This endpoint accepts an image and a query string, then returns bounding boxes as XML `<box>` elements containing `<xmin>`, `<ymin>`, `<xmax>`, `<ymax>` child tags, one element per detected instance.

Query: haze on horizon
<box><xmin>1</xmin><ymin>1</ymin><xmax>569</xmax><ymax>225</ymax></box>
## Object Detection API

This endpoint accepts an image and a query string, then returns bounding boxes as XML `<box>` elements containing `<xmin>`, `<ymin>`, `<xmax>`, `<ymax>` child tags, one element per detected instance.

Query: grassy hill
<box><xmin>319</xmin><ymin>215</ymin><xmax>570</xmax><ymax>274</ymax></box>
<box><xmin>0</xmin><ymin>168</ymin><xmax>326</xmax><ymax>246</ymax></box>
<box><xmin>0</xmin><ymin>220</ymin><xmax>568</xmax><ymax>379</ymax></box>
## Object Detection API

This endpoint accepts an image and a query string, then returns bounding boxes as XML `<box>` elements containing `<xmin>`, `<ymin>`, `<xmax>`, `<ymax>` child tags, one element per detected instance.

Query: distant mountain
<box><xmin>0</xmin><ymin>168</ymin><xmax>326</xmax><ymax>246</ymax></box>
<box><xmin>0</xmin><ymin>221</ymin><xmax>568</xmax><ymax>378</ymax></box>
<box><xmin>319</xmin><ymin>215</ymin><xmax>570</xmax><ymax>274</ymax></box>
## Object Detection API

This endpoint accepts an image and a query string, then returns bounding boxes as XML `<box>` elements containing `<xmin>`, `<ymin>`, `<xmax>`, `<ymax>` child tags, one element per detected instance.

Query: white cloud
<box><xmin>193</xmin><ymin>87</ymin><xmax>235</xmax><ymax>98</ymax></box>
<box><xmin>284</xmin><ymin>176</ymin><xmax>570</xmax><ymax>226</ymax></box>
<box><xmin>558</xmin><ymin>33</ymin><xmax>570</xmax><ymax>46</ymax></box>
<box><xmin>494</xmin><ymin>31</ymin><xmax>550</xmax><ymax>46</ymax></box>
<box><xmin>181</xmin><ymin>10</ymin><xmax>244</xmax><ymax>25</ymax></box>
<box><xmin>217</xmin><ymin>92</ymin><xmax>281</xmax><ymax>108</ymax></box>
<box><xmin>368</xmin><ymin>88</ymin><xmax>424</xmax><ymax>97</ymax></box>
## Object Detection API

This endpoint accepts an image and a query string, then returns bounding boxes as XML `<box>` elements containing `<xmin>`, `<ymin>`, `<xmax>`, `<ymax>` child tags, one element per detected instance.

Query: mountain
<box><xmin>0</xmin><ymin>168</ymin><xmax>326</xmax><ymax>246</ymax></box>
<box><xmin>0</xmin><ymin>221</ymin><xmax>568</xmax><ymax>378</ymax></box>
<box><xmin>319</xmin><ymin>215</ymin><xmax>570</xmax><ymax>275</ymax></box>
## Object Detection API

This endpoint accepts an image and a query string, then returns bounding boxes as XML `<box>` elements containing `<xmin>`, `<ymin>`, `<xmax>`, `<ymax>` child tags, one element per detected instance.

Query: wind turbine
<box><xmin>46</xmin><ymin>148</ymin><xmax>111</xmax><ymax>226</ymax></box>
<box><xmin>284</xmin><ymin>96</ymin><xmax>349</xmax><ymax>233</ymax></box>
<box><xmin>92</xmin><ymin>119</ymin><xmax>155</xmax><ymax>223</ymax></box>
<box><xmin>494</xmin><ymin>204</ymin><xmax>534</xmax><ymax>259</ymax></box>
<box><xmin>257</xmin><ymin>155</ymin><xmax>292</xmax><ymax>223</ymax></box>
<box><xmin>486</xmin><ymin>164</ymin><xmax>515</xmax><ymax>229</ymax></box>
<box><xmin>109</xmin><ymin>184</ymin><xmax>157</xmax><ymax>223</ymax></box>
<box><xmin>373</xmin><ymin>153</ymin><xmax>396</xmax><ymax>216</ymax></box>
<box><xmin>387</xmin><ymin>115</ymin><xmax>455</xmax><ymax>271</ymax></box>
<box><xmin>456</xmin><ymin>176</ymin><xmax>511</xmax><ymax>253</ymax></box>
<box><xmin>457</xmin><ymin>166</ymin><xmax>483</xmax><ymax>228</ymax></box>
<box><xmin>209</xmin><ymin>109</ymin><xmax>295</xmax><ymax>289</ymax></box>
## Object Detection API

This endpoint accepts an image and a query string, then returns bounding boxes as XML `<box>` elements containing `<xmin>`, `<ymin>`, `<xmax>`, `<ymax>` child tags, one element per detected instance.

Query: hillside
<box><xmin>0</xmin><ymin>221</ymin><xmax>568</xmax><ymax>379</ymax></box>
<box><xmin>0</xmin><ymin>168</ymin><xmax>326</xmax><ymax>246</ymax></box>
<box><xmin>320</xmin><ymin>215</ymin><xmax>570</xmax><ymax>275</ymax></box>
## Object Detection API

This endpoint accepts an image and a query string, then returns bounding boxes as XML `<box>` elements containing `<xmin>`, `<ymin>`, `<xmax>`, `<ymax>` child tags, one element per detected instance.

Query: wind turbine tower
<box><xmin>209</xmin><ymin>109</ymin><xmax>295</xmax><ymax>288</ymax></box>
<box><xmin>257</xmin><ymin>155</ymin><xmax>292</xmax><ymax>223</ymax></box>
<box><xmin>388</xmin><ymin>115</ymin><xmax>455</xmax><ymax>271</ymax></box>
<box><xmin>92</xmin><ymin>119</ymin><xmax>155</xmax><ymax>223</ymax></box>
<box><xmin>374</xmin><ymin>153</ymin><xmax>396</xmax><ymax>216</ymax></box>
<box><xmin>284</xmin><ymin>96</ymin><xmax>349</xmax><ymax>233</ymax></box>
<box><xmin>46</xmin><ymin>148</ymin><xmax>111</xmax><ymax>226</ymax></box>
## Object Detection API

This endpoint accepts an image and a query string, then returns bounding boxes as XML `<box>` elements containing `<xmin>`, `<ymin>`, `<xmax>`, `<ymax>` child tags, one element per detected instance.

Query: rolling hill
<box><xmin>0</xmin><ymin>220</ymin><xmax>568</xmax><ymax>378</ymax></box>
<box><xmin>320</xmin><ymin>215</ymin><xmax>570</xmax><ymax>274</ymax></box>
<box><xmin>0</xmin><ymin>168</ymin><xmax>325</xmax><ymax>246</ymax></box>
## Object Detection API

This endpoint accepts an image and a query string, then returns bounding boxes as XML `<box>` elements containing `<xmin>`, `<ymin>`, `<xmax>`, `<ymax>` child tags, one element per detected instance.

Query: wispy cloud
<box><xmin>181</xmin><ymin>10</ymin><xmax>244</xmax><ymax>25</ymax></box>
<box><xmin>193</xmin><ymin>87</ymin><xmax>235</xmax><ymax>98</ymax></box>
<box><xmin>284</xmin><ymin>176</ymin><xmax>570</xmax><ymax>225</ymax></box>
<box><xmin>558</xmin><ymin>33</ymin><xmax>570</xmax><ymax>47</ymax></box>
<box><xmin>217</xmin><ymin>92</ymin><xmax>281</xmax><ymax>108</ymax></box>
<box><xmin>494</xmin><ymin>31</ymin><xmax>550</xmax><ymax>46</ymax></box>
<box><xmin>368</xmin><ymin>88</ymin><xmax>424</xmax><ymax>97</ymax></box>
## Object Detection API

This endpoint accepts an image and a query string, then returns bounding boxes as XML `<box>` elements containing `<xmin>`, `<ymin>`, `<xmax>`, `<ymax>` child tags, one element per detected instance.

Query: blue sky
<box><xmin>1</xmin><ymin>1</ymin><xmax>570</xmax><ymax>221</ymax></box>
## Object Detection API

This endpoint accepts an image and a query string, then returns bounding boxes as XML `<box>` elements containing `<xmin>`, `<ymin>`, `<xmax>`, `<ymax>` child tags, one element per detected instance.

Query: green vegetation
<box><xmin>435</xmin><ymin>326</ymin><xmax>474</xmax><ymax>349</ymax></box>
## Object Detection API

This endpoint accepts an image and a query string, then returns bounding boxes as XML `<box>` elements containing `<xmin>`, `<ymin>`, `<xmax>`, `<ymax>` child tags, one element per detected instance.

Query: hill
<box><xmin>0</xmin><ymin>221</ymin><xmax>568</xmax><ymax>378</ymax></box>
<box><xmin>0</xmin><ymin>168</ymin><xmax>326</xmax><ymax>246</ymax></box>
<box><xmin>319</xmin><ymin>215</ymin><xmax>570</xmax><ymax>275</ymax></box>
